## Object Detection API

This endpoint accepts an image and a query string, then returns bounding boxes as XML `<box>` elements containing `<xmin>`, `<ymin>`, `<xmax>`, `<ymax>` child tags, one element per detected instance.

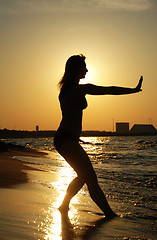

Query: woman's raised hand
<box><xmin>135</xmin><ymin>76</ymin><xmax>143</xmax><ymax>92</ymax></box>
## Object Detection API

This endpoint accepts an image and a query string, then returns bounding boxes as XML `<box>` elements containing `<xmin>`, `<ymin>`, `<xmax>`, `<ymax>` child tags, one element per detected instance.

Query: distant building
<box><xmin>36</xmin><ymin>125</ymin><xmax>39</xmax><ymax>132</ymax></box>
<box><xmin>116</xmin><ymin>122</ymin><xmax>129</xmax><ymax>134</ymax></box>
<box><xmin>130</xmin><ymin>124</ymin><xmax>157</xmax><ymax>134</ymax></box>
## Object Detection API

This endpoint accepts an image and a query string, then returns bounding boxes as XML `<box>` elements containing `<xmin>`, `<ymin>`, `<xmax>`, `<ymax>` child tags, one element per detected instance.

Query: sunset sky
<box><xmin>0</xmin><ymin>0</ymin><xmax>157</xmax><ymax>131</ymax></box>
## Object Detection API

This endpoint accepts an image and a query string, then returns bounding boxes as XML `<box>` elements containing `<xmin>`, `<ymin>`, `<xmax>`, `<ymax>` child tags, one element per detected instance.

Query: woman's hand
<box><xmin>135</xmin><ymin>76</ymin><xmax>143</xmax><ymax>92</ymax></box>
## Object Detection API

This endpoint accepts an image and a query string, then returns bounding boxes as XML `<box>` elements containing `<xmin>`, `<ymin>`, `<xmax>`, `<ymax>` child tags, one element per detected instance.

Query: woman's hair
<box><xmin>58</xmin><ymin>54</ymin><xmax>86</xmax><ymax>90</ymax></box>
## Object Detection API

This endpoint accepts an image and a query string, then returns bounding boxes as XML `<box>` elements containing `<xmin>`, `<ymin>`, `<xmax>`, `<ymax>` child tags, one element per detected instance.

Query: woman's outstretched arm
<box><xmin>81</xmin><ymin>76</ymin><xmax>143</xmax><ymax>95</ymax></box>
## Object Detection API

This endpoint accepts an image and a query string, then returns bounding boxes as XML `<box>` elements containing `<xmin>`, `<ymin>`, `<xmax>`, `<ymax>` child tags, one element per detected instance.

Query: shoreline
<box><xmin>0</xmin><ymin>142</ymin><xmax>156</xmax><ymax>239</ymax></box>
<box><xmin>0</xmin><ymin>148</ymin><xmax>47</xmax><ymax>188</ymax></box>
<box><xmin>0</xmin><ymin>129</ymin><xmax>157</xmax><ymax>139</ymax></box>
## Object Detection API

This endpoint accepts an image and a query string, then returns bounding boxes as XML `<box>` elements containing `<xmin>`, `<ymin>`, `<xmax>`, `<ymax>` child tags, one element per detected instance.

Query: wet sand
<box><xmin>0</xmin><ymin>167</ymin><xmax>119</xmax><ymax>240</ymax></box>
<box><xmin>0</xmin><ymin>148</ymin><xmax>47</xmax><ymax>188</ymax></box>
<box><xmin>0</xmin><ymin>149</ymin><xmax>155</xmax><ymax>239</ymax></box>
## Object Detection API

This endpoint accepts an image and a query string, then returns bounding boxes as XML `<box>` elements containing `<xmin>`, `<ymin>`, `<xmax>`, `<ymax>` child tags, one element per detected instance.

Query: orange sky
<box><xmin>0</xmin><ymin>0</ymin><xmax>157</xmax><ymax>131</ymax></box>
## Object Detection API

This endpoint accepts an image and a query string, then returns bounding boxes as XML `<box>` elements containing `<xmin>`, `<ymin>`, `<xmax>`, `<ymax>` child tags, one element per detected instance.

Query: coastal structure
<box><xmin>116</xmin><ymin>122</ymin><xmax>129</xmax><ymax>134</ymax></box>
<box><xmin>0</xmin><ymin>123</ymin><xmax>157</xmax><ymax>138</ymax></box>
<box><xmin>115</xmin><ymin>122</ymin><xmax>157</xmax><ymax>135</ymax></box>
<box><xmin>130</xmin><ymin>124</ymin><xmax>157</xmax><ymax>134</ymax></box>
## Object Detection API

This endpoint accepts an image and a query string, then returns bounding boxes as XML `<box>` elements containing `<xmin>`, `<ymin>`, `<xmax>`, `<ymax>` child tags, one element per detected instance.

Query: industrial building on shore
<box><xmin>116</xmin><ymin>122</ymin><xmax>157</xmax><ymax>135</ymax></box>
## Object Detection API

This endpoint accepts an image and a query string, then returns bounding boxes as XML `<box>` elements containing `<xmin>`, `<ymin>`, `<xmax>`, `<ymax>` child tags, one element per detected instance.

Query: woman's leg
<box><xmin>59</xmin><ymin>176</ymin><xmax>84</xmax><ymax>211</ymax></box>
<box><xmin>58</xmin><ymin>141</ymin><xmax>116</xmax><ymax>217</ymax></box>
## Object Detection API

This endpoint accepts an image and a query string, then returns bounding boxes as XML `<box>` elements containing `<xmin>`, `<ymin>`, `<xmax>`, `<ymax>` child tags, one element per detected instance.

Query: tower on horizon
<box><xmin>36</xmin><ymin>125</ymin><xmax>39</xmax><ymax>132</ymax></box>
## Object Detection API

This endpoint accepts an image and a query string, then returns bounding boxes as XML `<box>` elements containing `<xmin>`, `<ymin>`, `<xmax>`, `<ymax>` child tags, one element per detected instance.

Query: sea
<box><xmin>3</xmin><ymin>135</ymin><xmax>157</xmax><ymax>239</ymax></box>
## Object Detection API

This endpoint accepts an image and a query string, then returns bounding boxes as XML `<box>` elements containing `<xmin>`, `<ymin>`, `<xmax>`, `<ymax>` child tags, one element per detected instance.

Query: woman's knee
<box><xmin>82</xmin><ymin>171</ymin><xmax>99</xmax><ymax>188</ymax></box>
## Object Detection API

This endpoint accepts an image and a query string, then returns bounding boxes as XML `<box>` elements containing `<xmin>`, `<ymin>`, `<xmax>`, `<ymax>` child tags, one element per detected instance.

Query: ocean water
<box><xmin>3</xmin><ymin>136</ymin><xmax>157</xmax><ymax>239</ymax></box>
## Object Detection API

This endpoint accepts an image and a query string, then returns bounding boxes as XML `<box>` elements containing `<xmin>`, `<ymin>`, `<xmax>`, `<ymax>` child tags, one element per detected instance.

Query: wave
<box><xmin>135</xmin><ymin>140</ymin><xmax>157</xmax><ymax>149</ymax></box>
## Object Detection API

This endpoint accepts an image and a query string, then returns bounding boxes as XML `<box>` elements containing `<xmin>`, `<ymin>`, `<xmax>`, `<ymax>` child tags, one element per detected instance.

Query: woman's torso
<box><xmin>59</xmin><ymin>85</ymin><xmax>87</xmax><ymax>136</ymax></box>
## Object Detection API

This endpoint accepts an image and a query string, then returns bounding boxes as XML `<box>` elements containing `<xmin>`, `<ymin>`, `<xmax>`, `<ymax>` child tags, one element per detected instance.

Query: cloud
<box><xmin>105</xmin><ymin>0</ymin><xmax>153</xmax><ymax>11</ymax></box>
<box><xmin>0</xmin><ymin>0</ymin><xmax>153</xmax><ymax>15</ymax></box>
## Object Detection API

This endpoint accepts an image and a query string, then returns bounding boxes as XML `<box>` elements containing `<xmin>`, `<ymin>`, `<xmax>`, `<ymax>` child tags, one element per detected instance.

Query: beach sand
<box><xmin>0</xmin><ymin>148</ymin><xmax>47</xmax><ymax>188</ymax></box>
<box><xmin>0</xmin><ymin>149</ymin><xmax>155</xmax><ymax>240</ymax></box>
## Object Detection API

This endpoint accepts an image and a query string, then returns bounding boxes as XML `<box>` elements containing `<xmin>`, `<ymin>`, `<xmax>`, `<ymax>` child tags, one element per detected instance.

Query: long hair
<box><xmin>58</xmin><ymin>54</ymin><xmax>86</xmax><ymax>91</ymax></box>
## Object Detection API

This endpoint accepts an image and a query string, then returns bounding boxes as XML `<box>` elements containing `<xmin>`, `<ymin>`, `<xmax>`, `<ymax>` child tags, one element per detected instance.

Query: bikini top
<box><xmin>59</xmin><ymin>86</ymin><xmax>88</xmax><ymax>111</ymax></box>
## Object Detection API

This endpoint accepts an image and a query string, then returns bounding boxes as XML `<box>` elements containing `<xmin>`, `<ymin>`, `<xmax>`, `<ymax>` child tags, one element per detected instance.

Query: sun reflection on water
<box><xmin>39</xmin><ymin>156</ymin><xmax>80</xmax><ymax>240</ymax></box>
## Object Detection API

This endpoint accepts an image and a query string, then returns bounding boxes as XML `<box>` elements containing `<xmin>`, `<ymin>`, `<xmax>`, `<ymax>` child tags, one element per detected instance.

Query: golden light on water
<box><xmin>44</xmin><ymin>209</ymin><xmax>61</xmax><ymax>240</ymax></box>
<box><xmin>40</xmin><ymin>157</ymin><xmax>80</xmax><ymax>240</ymax></box>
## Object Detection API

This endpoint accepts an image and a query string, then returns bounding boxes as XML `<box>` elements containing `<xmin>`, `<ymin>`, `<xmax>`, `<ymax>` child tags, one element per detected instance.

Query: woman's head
<box><xmin>58</xmin><ymin>54</ymin><xmax>88</xmax><ymax>90</ymax></box>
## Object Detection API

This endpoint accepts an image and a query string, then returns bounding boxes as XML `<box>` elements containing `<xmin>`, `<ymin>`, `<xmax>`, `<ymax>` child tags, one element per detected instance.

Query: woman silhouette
<box><xmin>54</xmin><ymin>54</ymin><xmax>143</xmax><ymax>218</ymax></box>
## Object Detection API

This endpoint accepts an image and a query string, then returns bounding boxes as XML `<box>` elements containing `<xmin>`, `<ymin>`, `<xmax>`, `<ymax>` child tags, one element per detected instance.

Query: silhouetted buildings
<box><xmin>116</xmin><ymin>122</ymin><xmax>129</xmax><ymax>134</ymax></box>
<box><xmin>130</xmin><ymin>124</ymin><xmax>157</xmax><ymax>134</ymax></box>
<box><xmin>0</xmin><ymin>123</ymin><xmax>156</xmax><ymax>139</ymax></box>
<box><xmin>116</xmin><ymin>122</ymin><xmax>157</xmax><ymax>135</ymax></box>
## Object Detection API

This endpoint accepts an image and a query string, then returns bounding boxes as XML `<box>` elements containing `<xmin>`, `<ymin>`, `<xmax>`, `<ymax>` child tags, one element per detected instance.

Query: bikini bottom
<box><xmin>54</xmin><ymin>127</ymin><xmax>79</xmax><ymax>152</ymax></box>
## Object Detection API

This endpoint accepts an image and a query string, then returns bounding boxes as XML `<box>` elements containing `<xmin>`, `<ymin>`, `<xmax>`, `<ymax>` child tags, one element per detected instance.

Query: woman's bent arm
<box><xmin>81</xmin><ymin>76</ymin><xmax>143</xmax><ymax>95</ymax></box>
